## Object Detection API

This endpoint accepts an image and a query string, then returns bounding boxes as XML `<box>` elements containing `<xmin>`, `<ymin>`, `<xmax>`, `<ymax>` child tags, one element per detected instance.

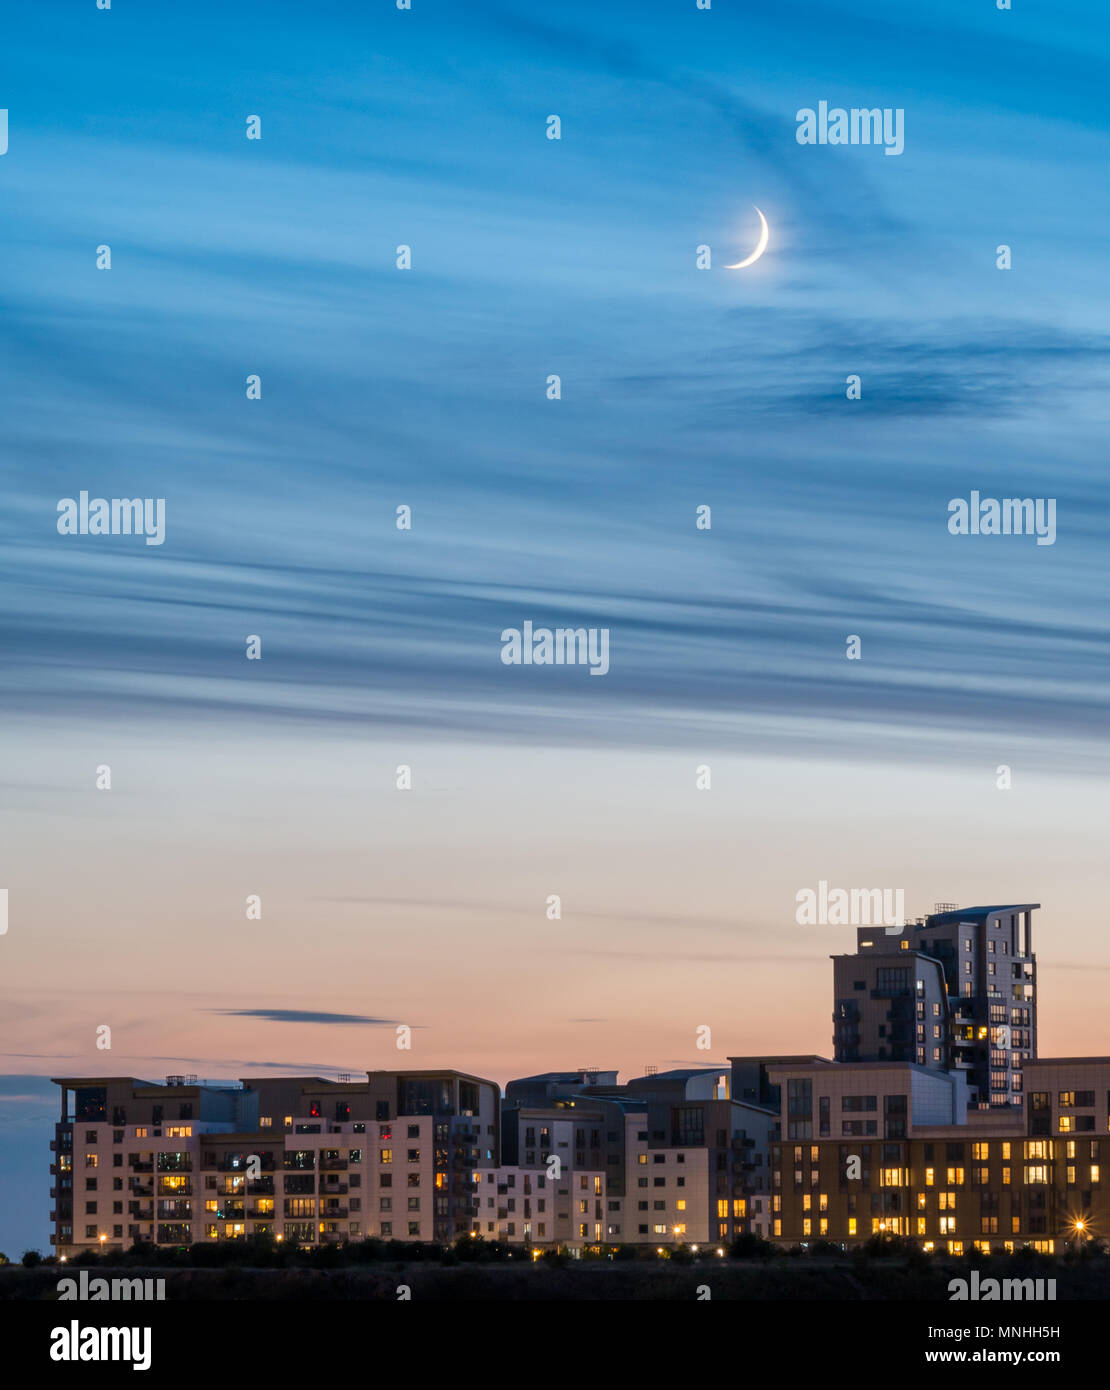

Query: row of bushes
<box><xmin>1</xmin><ymin>1230</ymin><xmax>1095</xmax><ymax>1270</ymax></box>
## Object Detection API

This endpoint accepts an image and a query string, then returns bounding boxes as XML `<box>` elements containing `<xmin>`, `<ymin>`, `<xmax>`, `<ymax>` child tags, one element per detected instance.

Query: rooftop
<box><xmin>925</xmin><ymin>903</ymin><xmax>1039</xmax><ymax>923</ymax></box>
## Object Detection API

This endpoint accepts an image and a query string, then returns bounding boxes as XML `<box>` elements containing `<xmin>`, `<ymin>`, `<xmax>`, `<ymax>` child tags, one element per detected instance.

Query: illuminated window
<box><xmin>1059</xmin><ymin>1117</ymin><xmax>1074</xmax><ymax>1133</ymax></box>
<box><xmin>939</xmin><ymin>1216</ymin><xmax>956</xmax><ymax>1235</ymax></box>
<box><xmin>946</xmin><ymin>1167</ymin><xmax>964</xmax><ymax>1186</ymax></box>
<box><xmin>802</xmin><ymin>1218</ymin><xmax>812</xmax><ymax>1236</ymax></box>
<box><xmin>1066</xmin><ymin>1166</ymin><xmax>1076</xmax><ymax>1186</ymax></box>
<box><xmin>1093</xmin><ymin>1165</ymin><xmax>1101</xmax><ymax>1185</ymax></box>
<box><xmin>379</xmin><ymin>1149</ymin><xmax>393</xmax><ymax>1165</ymax></box>
<box><xmin>924</xmin><ymin>1167</ymin><xmax>935</xmax><ymax>1186</ymax></box>
<box><xmin>166</xmin><ymin>1127</ymin><xmax>191</xmax><ymax>1139</ymax></box>
<box><xmin>848</xmin><ymin>1217</ymin><xmax>857</xmax><ymax>1235</ymax></box>
<box><xmin>717</xmin><ymin>1199</ymin><xmax>728</xmax><ymax>1218</ymax></box>
<box><xmin>1001</xmin><ymin>1143</ymin><xmax>1011</xmax><ymax>1160</ymax></box>
<box><xmin>135</xmin><ymin>1128</ymin><xmax>147</xmax><ymax>1139</ymax></box>
<box><xmin>917</xmin><ymin>1193</ymin><xmax>927</xmax><ymax>1209</ymax></box>
<box><xmin>819</xmin><ymin>1192</ymin><xmax>828</xmax><ymax>1211</ymax></box>
<box><xmin>802</xmin><ymin>1194</ymin><xmax>811</xmax><ymax>1211</ymax></box>
<box><xmin>819</xmin><ymin>1218</ymin><xmax>828</xmax><ymax>1235</ymax></box>
<box><xmin>676</xmin><ymin>1199</ymin><xmax>686</xmax><ymax>1211</ymax></box>
<box><xmin>284</xmin><ymin>1116</ymin><xmax>292</xmax><ymax>1129</ymax></box>
<box><xmin>1024</xmin><ymin>1141</ymin><xmax>1048</xmax><ymax>1160</ymax></box>
<box><xmin>1002</xmin><ymin>1167</ymin><xmax>1011</xmax><ymax>1185</ymax></box>
<box><xmin>773</xmin><ymin>1219</ymin><xmax>782</xmax><ymax>1237</ymax></box>
<box><xmin>260</xmin><ymin>1117</ymin><xmax>272</xmax><ymax>1128</ymax></box>
<box><xmin>917</xmin><ymin>1217</ymin><xmax>926</xmax><ymax>1235</ymax></box>
<box><xmin>1024</xmin><ymin>1165</ymin><xmax>1048</xmax><ymax>1185</ymax></box>
<box><xmin>972</xmin><ymin>1143</ymin><xmax>990</xmax><ymax>1161</ymax></box>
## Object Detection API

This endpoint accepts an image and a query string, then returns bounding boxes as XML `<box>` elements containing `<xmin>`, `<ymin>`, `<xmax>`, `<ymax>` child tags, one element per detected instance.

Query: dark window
<box><xmin>75</xmin><ymin>1088</ymin><xmax>107</xmax><ymax>1122</ymax></box>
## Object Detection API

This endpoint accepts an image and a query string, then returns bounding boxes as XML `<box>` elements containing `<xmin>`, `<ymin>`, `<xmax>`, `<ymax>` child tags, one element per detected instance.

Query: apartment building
<box><xmin>50</xmin><ymin>1069</ymin><xmax>498</xmax><ymax>1256</ymax></box>
<box><xmin>767</xmin><ymin>1056</ymin><xmax>1109</xmax><ymax>1254</ymax></box>
<box><xmin>832</xmin><ymin>949</ymin><xmax>951</xmax><ymax>1071</ymax></box>
<box><xmin>841</xmin><ymin>904</ymin><xmax>1038</xmax><ymax>1108</ymax></box>
<box><xmin>475</xmin><ymin>1166</ymin><xmax>607</xmax><ymax>1245</ymax></box>
<box><xmin>498</xmin><ymin>1066</ymin><xmax>775</xmax><ymax>1247</ymax></box>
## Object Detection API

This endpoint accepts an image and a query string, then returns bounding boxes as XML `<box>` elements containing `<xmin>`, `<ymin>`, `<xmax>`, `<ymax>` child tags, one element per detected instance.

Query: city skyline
<box><xmin>14</xmin><ymin>897</ymin><xmax>1110</xmax><ymax>1262</ymax></box>
<box><xmin>4</xmin><ymin>0</ymin><xmax>1109</xmax><ymax>1289</ymax></box>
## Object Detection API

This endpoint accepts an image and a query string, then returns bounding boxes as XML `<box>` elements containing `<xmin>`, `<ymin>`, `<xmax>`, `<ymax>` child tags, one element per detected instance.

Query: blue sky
<box><xmin>2</xmin><ymin>0</ymin><xmax>1110</xmax><ymax>1254</ymax></box>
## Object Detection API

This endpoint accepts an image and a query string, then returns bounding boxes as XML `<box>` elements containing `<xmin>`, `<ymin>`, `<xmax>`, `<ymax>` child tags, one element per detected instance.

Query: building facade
<box><xmin>838</xmin><ymin>904</ymin><xmax>1038</xmax><ymax>1109</ymax></box>
<box><xmin>768</xmin><ymin>1056</ymin><xmax>1108</xmax><ymax>1254</ymax></box>
<box><xmin>50</xmin><ymin>1070</ymin><xmax>499</xmax><ymax>1257</ymax></box>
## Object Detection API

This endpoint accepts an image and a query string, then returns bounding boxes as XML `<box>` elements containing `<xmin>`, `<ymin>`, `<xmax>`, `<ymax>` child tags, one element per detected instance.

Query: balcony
<box><xmin>320</xmin><ymin>1205</ymin><xmax>348</xmax><ymax>1218</ymax></box>
<box><xmin>319</xmin><ymin>1158</ymin><xmax>348</xmax><ymax>1171</ymax></box>
<box><xmin>128</xmin><ymin>1203</ymin><xmax>154</xmax><ymax>1219</ymax></box>
<box><xmin>129</xmin><ymin>1183</ymin><xmax>154</xmax><ymax>1197</ymax></box>
<box><xmin>319</xmin><ymin>1181</ymin><xmax>348</xmax><ymax>1195</ymax></box>
<box><xmin>248</xmin><ymin>1208</ymin><xmax>275</xmax><ymax>1220</ymax></box>
<box><xmin>130</xmin><ymin>1161</ymin><xmax>154</xmax><ymax>1173</ymax></box>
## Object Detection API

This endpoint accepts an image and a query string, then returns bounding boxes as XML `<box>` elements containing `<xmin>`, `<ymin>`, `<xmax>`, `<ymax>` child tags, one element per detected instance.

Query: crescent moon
<box><xmin>724</xmin><ymin>207</ymin><xmax>769</xmax><ymax>269</ymax></box>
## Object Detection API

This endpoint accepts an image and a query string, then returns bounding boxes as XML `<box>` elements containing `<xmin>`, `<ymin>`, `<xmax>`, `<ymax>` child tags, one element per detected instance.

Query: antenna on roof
<box><xmin>644</xmin><ymin>1065</ymin><xmax>658</xmax><ymax>1076</ymax></box>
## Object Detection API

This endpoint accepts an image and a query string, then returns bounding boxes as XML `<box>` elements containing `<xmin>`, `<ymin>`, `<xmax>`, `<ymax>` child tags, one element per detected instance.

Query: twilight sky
<box><xmin>2</xmin><ymin>0</ymin><xmax>1110</xmax><ymax>1253</ymax></box>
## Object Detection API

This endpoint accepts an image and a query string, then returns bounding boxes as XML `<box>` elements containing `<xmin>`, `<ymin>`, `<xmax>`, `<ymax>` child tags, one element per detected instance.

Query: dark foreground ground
<box><xmin>0</xmin><ymin>1256</ymin><xmax>1100</xmax><ymax>1300</ymax></box>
